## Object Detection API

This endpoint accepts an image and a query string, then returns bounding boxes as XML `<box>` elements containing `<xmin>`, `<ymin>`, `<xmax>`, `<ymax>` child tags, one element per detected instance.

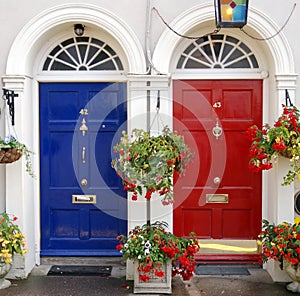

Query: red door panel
<box><xmin>173</xmin><ymin>80</ymin><xmax>262</xmax><ymax>240</ymax></box>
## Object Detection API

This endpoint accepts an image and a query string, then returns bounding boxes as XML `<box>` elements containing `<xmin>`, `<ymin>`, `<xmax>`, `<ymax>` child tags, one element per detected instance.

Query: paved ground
<box><xmin>0</xmin><ymin>262</ymin><xmax>295</xmax><ymax>295</ymax></box>
<box><xmin>187</xmin><ymin>267</ymin><xmax>293</xmax><ymax>296</ymax></box>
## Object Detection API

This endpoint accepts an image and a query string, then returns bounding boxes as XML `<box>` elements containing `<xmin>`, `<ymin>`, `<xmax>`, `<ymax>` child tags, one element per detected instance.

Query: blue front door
<box><xmin>40</xmin><ymin>82</ymin><xmax>127</xmax><ymax>256</ymax></box>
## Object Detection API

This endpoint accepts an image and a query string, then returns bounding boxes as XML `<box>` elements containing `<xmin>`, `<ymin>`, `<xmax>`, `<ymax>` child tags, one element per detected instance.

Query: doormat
<box><xmin>195</xmin><ymin>265</ymin><xmax>250</xmax><ymax>276</ymax></box>
<box><xmin>47</xmin><ymin>265</ymin><xmax>112</xmax><ymax>276</ymax></box>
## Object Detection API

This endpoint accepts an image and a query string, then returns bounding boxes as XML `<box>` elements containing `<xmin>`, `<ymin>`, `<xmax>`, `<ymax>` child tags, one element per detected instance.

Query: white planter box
<box><xmin>133</xmin><ymin>261</ymin><xmax>172</xmax><ymax>294</ymax></box>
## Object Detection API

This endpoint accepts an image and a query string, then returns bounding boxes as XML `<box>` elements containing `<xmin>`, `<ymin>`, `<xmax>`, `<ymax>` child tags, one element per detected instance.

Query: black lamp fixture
<box><xmin>74</xmin><ymin>24</ymin><xmax>85</xmax><ymax>36</ymax></box>
<box><xmin>214</xmin><ymin>0</ymin><xmax>249</xmax><ymax>28</ymax></box>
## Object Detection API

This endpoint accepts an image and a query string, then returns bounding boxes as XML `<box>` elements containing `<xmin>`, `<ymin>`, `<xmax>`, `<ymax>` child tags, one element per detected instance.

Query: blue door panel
<box><xmin>48</xmin><ymin>91</ymin><xmax>80</xmax><ymax>120</ymax></box>
<box><xmin>51</xmin><ymin>210</ymin><xmax>80</xmax><ymax>238</ymax></box>
<box><xmin>49</xmin><ymin>132</ymin><xmax>78</xmax><ymax>187</ymax></box>
<box><xmin>40</xmin><ymin>82</ymin><xmax>127</xmax><ymax>256</ymax></box>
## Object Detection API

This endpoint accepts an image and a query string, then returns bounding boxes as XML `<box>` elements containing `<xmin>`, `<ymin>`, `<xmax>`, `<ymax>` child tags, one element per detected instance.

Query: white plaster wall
<box><xmin>0</xmin><ymin>0</ymin><xmax>299</xmax><ymax>73</ymax></box>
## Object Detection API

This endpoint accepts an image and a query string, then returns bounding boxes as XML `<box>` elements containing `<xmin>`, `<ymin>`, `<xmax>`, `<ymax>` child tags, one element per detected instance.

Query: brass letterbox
<box><xmin>72</xmin><ymin>195</ymin><xmax>96</xmax><ymax>204</ymax></box>
<box><xmin>206</xmin><ymin>194</ymin><xmax>228</xmax><ymax>203</ymax></box>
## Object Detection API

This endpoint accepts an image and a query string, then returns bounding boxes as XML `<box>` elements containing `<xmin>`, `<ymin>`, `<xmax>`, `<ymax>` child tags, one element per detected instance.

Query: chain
<box><xmin>153</xmin><ymin>7</ymin><xmax>221</xmax><ymax>40</ymax></box>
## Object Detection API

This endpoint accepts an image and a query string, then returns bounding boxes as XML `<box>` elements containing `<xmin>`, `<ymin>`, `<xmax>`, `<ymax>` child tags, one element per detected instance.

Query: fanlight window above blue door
<box><xmin>43</xmin><ymin>37</ymin><xmax>124</xmax><ymax>71</ymax></box>
<box><xmin>177</xmin><ymin>34</ymin><xmax>259</xmax><ymax>69</ymax></box>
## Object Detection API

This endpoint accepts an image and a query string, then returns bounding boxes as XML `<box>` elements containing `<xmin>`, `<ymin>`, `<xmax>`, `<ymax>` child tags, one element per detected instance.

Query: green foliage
<box><xmin>0</xmin><ymin>213</ymin><xmax>27</xmax><ymax>264</ymax></box>
<box><xmin>0</xmin><ymin>134</ymin><xmax>35</xmax><ymax>178</ymax></box>
<box><xmin>247</xmin><ymin>105</ymin><xmax>300</xmax><ymax>185</ymax></box>
<box><xmin>116</xmin><ymin>221</ymin><xmax>200</xmax><ymax>281</ymax></box>
<box><xmin>111</xmin><ymin>127</ymin><xmax>193</xmax><ymax>204</ymax></box>
<box><xmin>258</xmin><ymin>219</ymin><xmax>300</xmax><ymax>269</ymax></box>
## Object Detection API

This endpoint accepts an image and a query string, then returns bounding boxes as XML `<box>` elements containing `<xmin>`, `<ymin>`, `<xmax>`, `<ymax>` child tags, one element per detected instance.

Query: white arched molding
<box><xmin>2</xmin><ymin>3</ymin><xmax>145</xmax><ymax>277</ymax></box>
<box><xmin>6</xmin><ymin>3</ymin><xmax>146</xmax><ymax>76</ymax></box>
<box><xmin>152</xmin><ymin>2</ymin><xmax>296</xmax><ymax>76</ymax></box>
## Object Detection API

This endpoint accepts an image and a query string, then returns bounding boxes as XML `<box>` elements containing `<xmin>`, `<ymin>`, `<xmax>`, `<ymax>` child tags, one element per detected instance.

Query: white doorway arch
<box><xmin>152</xmin><ymin>2</ymin><xmax>294</xmax><ymax>75</ymax></box>
<box><xmin>2</xmin><ymin>3</ymin><xmax>146</xmax><ymax>277</ymax></box>
<box><xmin>152</xmin><ymin>1</ymin><xmax>298</xmax><ymax>280</ymax></box>
<box><xmin>6</xmin><ymin>3</ymin><xmax>146</xmax><ymax>75</ymax></box>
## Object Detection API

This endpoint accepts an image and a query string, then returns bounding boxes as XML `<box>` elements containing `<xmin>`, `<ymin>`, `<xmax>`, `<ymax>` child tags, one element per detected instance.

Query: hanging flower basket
<box><xmin>0</xmin><ymin>148</ymin><xmax>22</xmax><ymax>164</ymax></box>
<box><xmin>111</xmin><ymin>127</ymin><xmax>193</xmax><ymax>204</ymax></box>
<box><xmin>0</xmin><ymin>135</ymin><xmax>35</xmax><ymax>177</ymax></box>
<box><xmin>247</xmin><ymin>104</ymin><xmax>300</xmax><ymax>186</ymax></box>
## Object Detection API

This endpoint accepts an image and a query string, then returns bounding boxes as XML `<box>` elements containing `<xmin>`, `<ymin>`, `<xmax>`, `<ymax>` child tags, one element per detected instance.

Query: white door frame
<box><xmin>2</xmin><ymin>3</ymin><xmax>146</xmax><ymax>276</ymax></box>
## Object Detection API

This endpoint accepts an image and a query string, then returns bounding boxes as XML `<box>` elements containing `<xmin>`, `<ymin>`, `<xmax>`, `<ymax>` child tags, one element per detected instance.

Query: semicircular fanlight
<box><xmin>177</xmin><ymin>34</ymin><xmax>258</xmax><ymax>70</ymax></box>
<box><xmin>43</xmin><ymin>37</ymin><xmax>123</xmax><ymax>71</ymax></box>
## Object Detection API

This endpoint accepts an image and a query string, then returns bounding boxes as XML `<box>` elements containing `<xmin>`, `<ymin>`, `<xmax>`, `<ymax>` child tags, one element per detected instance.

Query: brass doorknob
<box><xmin>81</xmin><ymin>178</ymin><xmax>88</xmax><ymax>186</ymax></box>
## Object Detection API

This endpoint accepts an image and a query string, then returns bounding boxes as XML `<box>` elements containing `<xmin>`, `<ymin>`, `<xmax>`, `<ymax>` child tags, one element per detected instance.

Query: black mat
<box><xmin>195</xmin><ymin>265</ymin><xmax>250</xmax><ymax>276</ymax></box>
<box><xmin>47</xmin><ymin>265</ymin><xmax>112</xmax><ymax>276</ymax></box>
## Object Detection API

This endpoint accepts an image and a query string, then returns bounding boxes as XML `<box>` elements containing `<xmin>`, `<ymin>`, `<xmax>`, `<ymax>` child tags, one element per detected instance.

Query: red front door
<box><xmin>173</xmin><ymin>80</ymin><xmax>262</xmax><ymax>240</ymax></box>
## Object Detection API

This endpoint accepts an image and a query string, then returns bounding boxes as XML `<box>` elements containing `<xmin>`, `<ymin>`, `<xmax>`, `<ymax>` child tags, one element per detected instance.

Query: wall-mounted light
<box><xmin>74</xmin><ymin>24</ymin><xmax>85</xmax><ymax>36</ymax></box>
<box><xmin>214</xmin><ymin>0</ymin><xmax>249</xmax><ymax>28</ymax></box>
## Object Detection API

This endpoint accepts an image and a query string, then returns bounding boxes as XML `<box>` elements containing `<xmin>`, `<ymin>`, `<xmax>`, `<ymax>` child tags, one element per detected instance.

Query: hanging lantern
<box><xmin>215</xmin><ymin>0</ymin><xmax>249</xmax><ymax>28</ymax></box>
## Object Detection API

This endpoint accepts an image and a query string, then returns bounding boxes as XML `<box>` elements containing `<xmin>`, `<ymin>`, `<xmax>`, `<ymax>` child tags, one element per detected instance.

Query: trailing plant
<box><xmin>0</xmin><ymin>134</ymin><xmax>35</xmax><ymax>178</ymax></box>
<box><xmin>111</xmin><ymin>127</ymin><xmax>193</xmax><ymax>205</ymax></box>
<box><xmin>247</xmin><ymin>104</ymin><xmax>300</xmax><ymax>185</ymax></box>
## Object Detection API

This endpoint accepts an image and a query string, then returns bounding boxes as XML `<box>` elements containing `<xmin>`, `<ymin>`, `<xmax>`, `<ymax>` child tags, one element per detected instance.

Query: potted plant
<box><xmin>0</xmin><ymin>212</ymin><xmax>27</xmax><ymax>289</ymax></box>
<box><xmin>0</xmin><ymin>134</ymin><xmax>35</xmax><ymax>177</ymax></box>
<box><xmin>247</xmin><ymin>104</ymin><xmax>300</xmax><ymax>185</ymax></box>
<box><xmin>111</xmin><ymin>126</ymin><xmax>193</xmax><ymax>205</ymax></box>
<box><xmin>258</xmin><ymin>219</ymin><xmax>300</xmax><ymax>293</ymax></box>
<box><xmin>116</xmin><ymin>221</ymin><xmax>200</xmax><ymax>294</ymax></box>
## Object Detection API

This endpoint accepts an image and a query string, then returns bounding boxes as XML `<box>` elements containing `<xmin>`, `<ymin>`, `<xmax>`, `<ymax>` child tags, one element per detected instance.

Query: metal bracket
<box><xmin>2</xmin><ymin>88</ymin><xmax>19</xmax><ymax>126</ymax></box>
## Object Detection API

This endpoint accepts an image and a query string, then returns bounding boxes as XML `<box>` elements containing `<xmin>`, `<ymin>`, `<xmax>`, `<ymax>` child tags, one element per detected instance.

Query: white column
<box><xmin>126</xmin><ymin>74</ymin><xmax>171</xmax><ymax>280</ymax></box>
<box><xmin>266</xmin><ymin>74</ymin><xmax>298</xmax><ymax>282</ymax></box>
<box><xmin>272</xmin><ymin>74</ymin><xmax>298</xmax><ymax>224</ymax></box>
<box><xmin>1</xmin><ymin>75</ymin><xmax>36</xmax><ymax>278</ymax></box>
<box><xmin>127</xmin><ymin>74</ymin><xmax>172</xmax><ymax>230</ymax></box>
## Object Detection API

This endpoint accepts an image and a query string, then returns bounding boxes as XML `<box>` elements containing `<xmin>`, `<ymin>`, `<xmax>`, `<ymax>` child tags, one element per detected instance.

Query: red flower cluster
<box><xmin>137</xmin><ymin>261</ymin><xmax>166</xmax><ymax>282</ymax></box>
<box><xmin>272</xmin><ymin>138</ymin><xmax>286</xmax><ymax>151</ymax></box>
<box><xmin>172</xmin><ymin>241</ymin><xmax>200</xmax><ymax>281</ymax></box>
<box><xmin>123</xmin><ymin>181</ymin><xmax>136</xmax><ymax>192</ymax></box>
<box><xmin>115</xmin><ymin>221</ymin><xmax>200</xmax><ymax>283</ymax></box>
<box><xmin>247</xmin><ymin>105</ymin><xmax>300</xmax><ymax>185</ymax></box>
<box><xmin>160</xmin><ymin>245</ymin><xmax>180</xmax><ymax>258</ymax></box>
<box><xmin>259</xmin><ymin>220</ymin><xmax>300</xmax><ymax>269</ymax></box>
<box><xmin>145</xmin><ymin>187</ymin><xmax>155</xmax><ymax>199</ymax></box>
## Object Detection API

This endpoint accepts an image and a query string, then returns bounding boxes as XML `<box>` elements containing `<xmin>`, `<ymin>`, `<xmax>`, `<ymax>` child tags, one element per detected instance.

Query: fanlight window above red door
<box><xmin>177</xmin><ymin>34</ymin><xmax>259</xmax><ymax>69</ymax></box>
